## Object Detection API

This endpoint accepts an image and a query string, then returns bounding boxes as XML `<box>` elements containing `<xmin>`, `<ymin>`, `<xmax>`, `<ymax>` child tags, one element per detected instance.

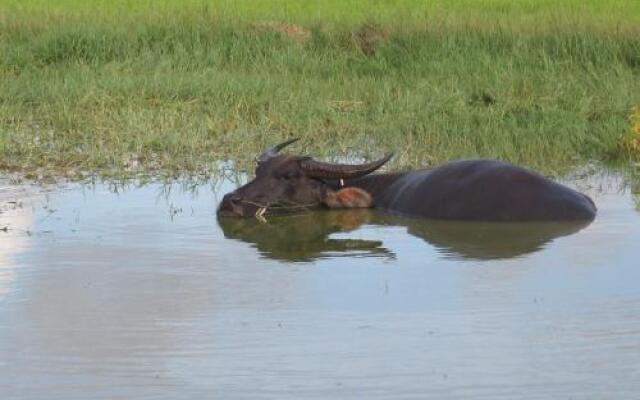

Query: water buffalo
<box><xmin>217</xmin><ymin>139</ymin><xmax>596</xmax><ymax>221</ymax></box>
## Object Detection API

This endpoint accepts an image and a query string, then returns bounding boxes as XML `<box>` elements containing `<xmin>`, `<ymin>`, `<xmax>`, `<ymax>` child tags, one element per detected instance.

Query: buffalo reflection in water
<box><xmin>398</xmin><ymin>218</ymin><xmax>591</xmax><ymax>260</ymax></box>
<box><xmin>218</xmin><ymin>210</ymin><xmax>393</xmax><ymax>262</ymax></box>
<box><xmin>218</xmin><ymin>211</ymin><xmax>592</xmax><ymax>262</ymax></box>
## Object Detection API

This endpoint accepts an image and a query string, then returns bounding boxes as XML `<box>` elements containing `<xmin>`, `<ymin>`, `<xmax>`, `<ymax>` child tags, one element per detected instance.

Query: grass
<box><xmin>1</xmin><ymin>0</ymin><xmax>639</xmax><ymax>179</ymax></box>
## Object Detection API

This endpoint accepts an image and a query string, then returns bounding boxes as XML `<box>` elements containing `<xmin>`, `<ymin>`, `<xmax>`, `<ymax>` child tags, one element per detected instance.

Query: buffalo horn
<box><xmin>257</xmin><ymin>138</ymin><xmax>299</xmax><ymax>163</ymax></box>
<box><xmin>301</xmin><ymin>153</ymin><xmax>393</xmax><ymax>179</ymax></box>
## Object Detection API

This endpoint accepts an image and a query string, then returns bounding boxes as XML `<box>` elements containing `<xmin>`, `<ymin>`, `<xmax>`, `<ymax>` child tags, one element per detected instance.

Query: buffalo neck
<box><xmin>327</xmin><ymin>172</ymin><xmax>408</xmax><ymax>199</ymax></box>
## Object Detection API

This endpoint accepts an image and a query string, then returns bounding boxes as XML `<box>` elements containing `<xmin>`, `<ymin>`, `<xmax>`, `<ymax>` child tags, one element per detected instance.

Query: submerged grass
<box><xmin>1</xmin><ymin>0</ymin><xmax>639</xmax><ymax>179</ymax></box>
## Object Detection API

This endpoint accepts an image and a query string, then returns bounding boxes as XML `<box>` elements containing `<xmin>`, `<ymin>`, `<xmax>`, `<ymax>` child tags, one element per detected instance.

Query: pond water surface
<box><xmin>1</xmin><ymin>172</ymin><xmax>639</xmax><ymax>399</ymax></box>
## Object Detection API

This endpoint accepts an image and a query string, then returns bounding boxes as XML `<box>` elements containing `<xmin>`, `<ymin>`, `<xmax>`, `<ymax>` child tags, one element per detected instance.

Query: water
<box><xmin>1</xmin><ymin>173</ymin><xmax>639</xmax><ymax>399</ymax></box>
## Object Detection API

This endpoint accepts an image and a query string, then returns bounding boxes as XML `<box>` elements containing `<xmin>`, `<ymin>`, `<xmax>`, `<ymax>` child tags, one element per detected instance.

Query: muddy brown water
<box><xmin>1</xmin><ymin>172</ymin><xmax>639</xmax><ymax>399</ymax></box>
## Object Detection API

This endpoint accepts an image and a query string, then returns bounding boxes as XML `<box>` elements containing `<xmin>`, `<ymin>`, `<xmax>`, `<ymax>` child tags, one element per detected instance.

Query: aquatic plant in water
<box><xmin>621</xmin><ymin>106</ymin><xmax>640</xmax><ymax>155</ymax></box>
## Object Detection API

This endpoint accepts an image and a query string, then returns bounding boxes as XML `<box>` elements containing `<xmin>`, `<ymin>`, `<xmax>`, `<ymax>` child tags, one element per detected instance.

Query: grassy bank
<box><xmin>1</xmin><ymin>1</ymin><xmax>639</xmax><ymax>179</ymax></box>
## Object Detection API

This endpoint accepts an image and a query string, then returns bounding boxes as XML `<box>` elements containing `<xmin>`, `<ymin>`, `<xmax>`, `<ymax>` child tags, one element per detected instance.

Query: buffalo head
<box><xmin>217</xmin><ymin>139</ymin><xmax>392</xmax><ymax>218</ymax></box>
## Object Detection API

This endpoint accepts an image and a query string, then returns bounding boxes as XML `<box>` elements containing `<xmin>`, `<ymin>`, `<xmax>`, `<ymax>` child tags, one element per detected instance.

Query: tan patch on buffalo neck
<box><xmin>323</xmin><ymin>187</ymin><xmax>373</xmax><ymax>209</ymax></box>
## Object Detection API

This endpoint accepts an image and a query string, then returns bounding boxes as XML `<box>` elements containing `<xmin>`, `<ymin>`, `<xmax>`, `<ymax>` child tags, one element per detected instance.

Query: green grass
<box><xmin>1</xmin><ymin>0</ymin><xmax>639</xmax><ymax>179</ymax></box>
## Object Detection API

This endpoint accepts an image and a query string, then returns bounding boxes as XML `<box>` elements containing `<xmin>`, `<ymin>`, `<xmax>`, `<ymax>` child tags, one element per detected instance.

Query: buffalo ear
<box><xmin>322</xmin><ymin>187</ymin><xmax>373</xmax><ymax>209</ymax></box>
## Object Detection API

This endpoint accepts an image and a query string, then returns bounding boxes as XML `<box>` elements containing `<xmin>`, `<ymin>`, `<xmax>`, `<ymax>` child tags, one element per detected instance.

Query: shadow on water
<box><xmin>218</xmin><ymin>210</ymin><xmax>592</xmax><ymax>262</ymax></box>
